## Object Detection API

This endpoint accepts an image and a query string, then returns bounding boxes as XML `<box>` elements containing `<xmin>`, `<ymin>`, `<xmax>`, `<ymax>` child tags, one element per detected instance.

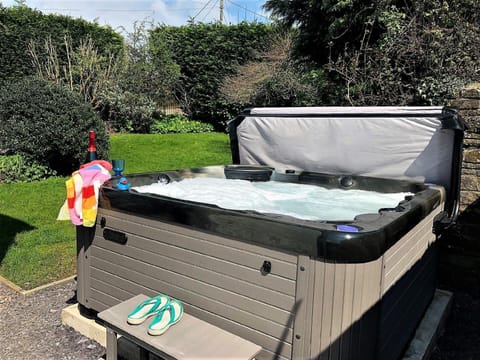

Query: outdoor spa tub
<box><xmin>76</xmin><ymin>106</ymin><xmax>464</xmax><ymax>360</ymax></box>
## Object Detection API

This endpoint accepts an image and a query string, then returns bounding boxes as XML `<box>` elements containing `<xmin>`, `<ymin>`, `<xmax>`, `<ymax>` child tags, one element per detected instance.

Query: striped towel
<box><xmin>64</xmin><ymin>160</ymin><xmax>112</xmax><ymax>227</ymax></box>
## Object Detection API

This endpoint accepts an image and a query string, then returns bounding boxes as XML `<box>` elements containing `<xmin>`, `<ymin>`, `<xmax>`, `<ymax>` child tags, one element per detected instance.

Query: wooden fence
<box><xmin>159</xmin><ymin>102</ymin><xmax>183</xmax><ymax>115</ymax></box>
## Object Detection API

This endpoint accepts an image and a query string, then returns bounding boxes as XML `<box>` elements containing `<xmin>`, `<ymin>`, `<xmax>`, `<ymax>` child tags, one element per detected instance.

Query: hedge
<box><xmin>0</xmin><ymin>5</ymin><xmax>124</xmax><ymax>82</ymax></box>
<box><xmin>150</xmin><ymin>22</ymin><xmax>274</xmax><ymax>129</ymax></box>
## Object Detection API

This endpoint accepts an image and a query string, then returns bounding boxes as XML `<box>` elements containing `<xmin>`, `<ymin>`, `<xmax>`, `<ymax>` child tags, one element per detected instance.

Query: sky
<box><xmin>2</xmin><ymin>0</ymin><xmax>271</xmax><ymax>34</ymax></box>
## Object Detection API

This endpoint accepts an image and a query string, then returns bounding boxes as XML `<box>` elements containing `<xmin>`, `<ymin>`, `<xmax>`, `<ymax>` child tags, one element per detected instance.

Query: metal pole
<box><xmin>220</xmin><ymin>0</ymin><xmax>224</xmax><ymax>23</ymax></box>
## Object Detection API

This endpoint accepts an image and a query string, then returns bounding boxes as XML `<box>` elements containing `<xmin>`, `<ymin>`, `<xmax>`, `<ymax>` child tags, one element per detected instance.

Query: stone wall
<box><xmin>439</xmin><ymin>87</ymin><xmax>480</xmax><ymax>295</ymax></box>
<box><xmin>450</xmin><ymin>87</ymin><xmax>480</xmax><ymax>210</ymax></box>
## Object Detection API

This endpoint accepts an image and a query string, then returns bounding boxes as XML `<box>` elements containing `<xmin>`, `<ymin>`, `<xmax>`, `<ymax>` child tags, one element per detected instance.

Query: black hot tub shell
<box><xmin>76</xmin><ymin>106</ymin><xmax>464</xmax><ymax>360</ymax></box>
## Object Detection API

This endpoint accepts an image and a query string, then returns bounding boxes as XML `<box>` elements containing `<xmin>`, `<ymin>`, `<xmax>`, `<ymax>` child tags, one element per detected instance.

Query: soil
<box><xmin>0</xmin><ymin>277</ymin><xmax>478</xmax><ymax>360</ymax></box>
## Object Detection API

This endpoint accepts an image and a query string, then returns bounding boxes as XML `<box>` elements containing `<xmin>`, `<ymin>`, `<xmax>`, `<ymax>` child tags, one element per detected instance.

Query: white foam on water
<box><xmin>132</xmin><ymin>178</ymin><xmax>412</xmax><ymax>221</ymax></box>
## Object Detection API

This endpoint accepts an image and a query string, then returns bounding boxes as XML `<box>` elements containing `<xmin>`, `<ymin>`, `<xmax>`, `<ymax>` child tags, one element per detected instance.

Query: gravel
<box><xmin>0</xmin><ymin>279</ymin><xmax>105</xmax><ymax>360</ymax></box>
<box><xmin>0</xmin><ymin>277</ymin><xmax>478</xmax><ymax>360</ymax></box>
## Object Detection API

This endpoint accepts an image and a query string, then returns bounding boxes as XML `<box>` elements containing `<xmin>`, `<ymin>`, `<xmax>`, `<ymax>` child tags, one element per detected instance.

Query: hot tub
<box><xmin>76</xmin><ymin>107</ymin><xmax>464</xmax><ymax>360</ymax></box>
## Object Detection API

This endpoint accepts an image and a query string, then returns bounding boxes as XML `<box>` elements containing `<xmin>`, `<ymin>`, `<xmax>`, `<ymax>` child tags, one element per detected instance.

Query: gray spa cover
<box><xmin>230</xmin><ymin>107</ymin><xmax>457</xmax><ymax>191</ymax></box>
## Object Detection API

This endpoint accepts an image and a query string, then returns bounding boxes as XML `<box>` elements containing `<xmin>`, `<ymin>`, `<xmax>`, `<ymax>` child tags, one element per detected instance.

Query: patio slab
<box><xmin>403</xmin><ymin>289</ymin><xmax>453</xmax><ymax>360</ymax></box>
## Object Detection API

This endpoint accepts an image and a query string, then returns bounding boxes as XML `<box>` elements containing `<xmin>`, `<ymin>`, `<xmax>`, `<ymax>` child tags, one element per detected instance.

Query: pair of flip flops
<box><xmin>127</xmin><ymin>294</ymin><xmax>184</xmax><ymax>336</ymax></box>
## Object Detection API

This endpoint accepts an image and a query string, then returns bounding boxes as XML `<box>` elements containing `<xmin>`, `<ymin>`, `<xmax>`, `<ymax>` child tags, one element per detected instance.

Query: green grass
<box><xmin>109</xmin><ymin>133</ymin><xmax>231</xmax><ymax>174</ymax></box>
<box><xmin>0</xmin><ymin>133</ymin><xmax>230</xmax><ymax>289</ymax></box>
<box><xmin>0</xmin><ymin>177</ymin><xmax>76</xmax><ymax>288</ymax></box>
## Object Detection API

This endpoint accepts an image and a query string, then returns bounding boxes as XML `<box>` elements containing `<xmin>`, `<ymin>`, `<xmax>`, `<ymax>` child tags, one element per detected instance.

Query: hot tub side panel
<box><xmin>76</xmin><ymin>203</ymin><xmax>443</xmax><ymax>360</ymax></box>
<box><xmin>297</xmin><ymin>205</ymin><xmax>442</xmax><ymax>360</ymax></box>
<box><xmin>378</xmin><ymin>205</ymin><xmax>441</xmax><ymax>360</ymax></box>
<box><xmin>80</xmin><ymin>208</ymin><xmax>299</xmax><ymax>360</ymax></box>
<box><xmin>298</xmin><ymin>256</ymin><xmax>383</xmax><ymax>360</ymax></box>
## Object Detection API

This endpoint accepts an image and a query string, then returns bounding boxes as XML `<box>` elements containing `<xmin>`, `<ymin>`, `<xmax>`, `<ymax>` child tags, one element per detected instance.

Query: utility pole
<box><xmin>220</xmin><ymin>0</ymin><xmax>224</xmax><ymax>23</ymax></box>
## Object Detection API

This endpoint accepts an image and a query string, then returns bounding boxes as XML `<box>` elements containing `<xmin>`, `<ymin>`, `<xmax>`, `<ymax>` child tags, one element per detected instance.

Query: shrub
<box><xmin>29</xmin><ymin>35</ymin><xmax>122</xmax><ymax>113</ymax></box>
<box><xmin>0</xmin><ymin>154</ymin><xmax>56</xmax><ymax>183</ymax></box>
<box><xmin>125</xmin><ymin>19</ymin><xmax>180</xmax><ymax>105</ymax></box>
<box><xmin>0</xmin><ymin>78</ymin><xmax>109</xmax><ymax>175</ymax></box>
<box><xmin>150</xmin><ymin>114</ymin><xmax>214</xmax><ymax>134</ymax></box>
<box><xmin>97</xmin><ymin>87</ymin><xmax>156</xmax><ymax>133</ymax></box>
<box><xmin>221</xmin><ymin>32</ymin><xmax>322</xmax><ymax>108</ymax></box>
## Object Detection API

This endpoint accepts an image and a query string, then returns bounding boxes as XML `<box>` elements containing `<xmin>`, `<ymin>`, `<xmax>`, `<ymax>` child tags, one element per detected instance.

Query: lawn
<box><xmin>0</xmin><ymin>133</ymin><xmax>231</xmax><ymax>289</ymax></box>
<box><xmin>109</xmin><ymin>133</ymin><xmax>231</xmax><ymax>173</ymax></box>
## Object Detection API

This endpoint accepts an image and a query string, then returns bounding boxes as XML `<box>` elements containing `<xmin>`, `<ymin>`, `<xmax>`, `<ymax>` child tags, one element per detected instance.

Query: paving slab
<box><xmin>62</xmin><ymin>304</ymin><xmax>107</xmax><ymax>347</ymax></box>
<box><xmin>403</xmin><ymin>289</ymin><xmax>453</xmax><ymax>360</ymax></box>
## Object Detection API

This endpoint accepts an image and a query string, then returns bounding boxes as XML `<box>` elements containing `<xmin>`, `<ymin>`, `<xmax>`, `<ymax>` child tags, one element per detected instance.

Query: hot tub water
<box><xmin>132</xmin><ymin>178</ymin><xmax>412</xmax><ymax>221</ymax></box>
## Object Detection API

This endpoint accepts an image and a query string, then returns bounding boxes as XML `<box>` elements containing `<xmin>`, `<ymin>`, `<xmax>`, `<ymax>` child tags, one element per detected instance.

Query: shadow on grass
<box><xmin>0</xmin><ymin>214</ymin><xmax>35</xmax><ymax>264</ymax></box>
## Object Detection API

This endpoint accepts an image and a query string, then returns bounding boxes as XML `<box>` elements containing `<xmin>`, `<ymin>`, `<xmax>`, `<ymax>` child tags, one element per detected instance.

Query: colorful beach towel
<box><xmin>61</xmin><ymin>160</ymin><xmax>112</xmax><ymax>227</ymax></box>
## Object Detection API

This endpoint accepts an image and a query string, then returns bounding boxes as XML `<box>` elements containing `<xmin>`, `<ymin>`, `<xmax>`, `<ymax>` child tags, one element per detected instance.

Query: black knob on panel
<box><xmin>261</xmin><ymin>260</ymin><xmax>272</xmax><ymax>275</ymax></box>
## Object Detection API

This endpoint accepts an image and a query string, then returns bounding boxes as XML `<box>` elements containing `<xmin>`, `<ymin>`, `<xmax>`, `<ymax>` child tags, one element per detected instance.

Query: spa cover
<box><xmin>228</xmin><ymin>106</ymin><xmax>464</xmax><ymax>218</ymax></box>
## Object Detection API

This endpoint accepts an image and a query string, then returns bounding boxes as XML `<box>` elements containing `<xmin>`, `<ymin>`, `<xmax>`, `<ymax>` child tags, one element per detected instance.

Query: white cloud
<box><xmin>150</xmin><ymin>0</ymin><xmax>198</xmax><ymax>26</ymax></box>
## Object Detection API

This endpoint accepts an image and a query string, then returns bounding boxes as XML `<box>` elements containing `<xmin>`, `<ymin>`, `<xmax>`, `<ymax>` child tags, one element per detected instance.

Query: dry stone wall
<box><xmin>439</xmin><ymin>87</ymin><xmax>480</xmax><ymax>294</ymax></box>
<box><xmin>450</xmin><ymin>87</ymin><xmax>480</xmax><ymax>210</ymax></box>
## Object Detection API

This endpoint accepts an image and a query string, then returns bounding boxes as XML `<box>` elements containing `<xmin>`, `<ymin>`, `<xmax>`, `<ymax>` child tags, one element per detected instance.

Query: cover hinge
<box><xmin>433</xmin><ymin>211</ymin><xmax>453</xmax><ymax>235</ymax></box>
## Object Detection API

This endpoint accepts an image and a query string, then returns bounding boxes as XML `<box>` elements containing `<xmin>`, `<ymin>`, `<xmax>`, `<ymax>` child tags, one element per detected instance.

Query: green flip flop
<box><xmin>147</xmin><ymin>299</ymin><xmax>184</xmax><ymax>336</ymax></box>
<box><xmin>127</xmin><ymin>294</ymin><xmax>170</xmax><ymax>325</ymax></box>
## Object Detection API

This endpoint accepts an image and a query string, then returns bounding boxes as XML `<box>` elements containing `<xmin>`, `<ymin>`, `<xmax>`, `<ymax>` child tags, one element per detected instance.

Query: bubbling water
<box><xmin>133</xmin><ymin>178</ymin><xmax>412</xmax><ymax>221</ymax></box>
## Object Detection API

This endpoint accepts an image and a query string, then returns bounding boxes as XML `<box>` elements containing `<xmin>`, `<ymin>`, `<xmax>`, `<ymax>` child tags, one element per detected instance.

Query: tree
<box><xmin>265</xmin><ymin>0</ymin><xmax>480</xmax><ymax>105</ymax></box>
<box><xmin>264</xmin><ymin>0</ymin><xmax>388</xmax><ymax>63</ymax></box>
<box><xmin>325</xmin><ymin>0</ymin><xmax>480</xmax><ymax>105</ymax></box>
